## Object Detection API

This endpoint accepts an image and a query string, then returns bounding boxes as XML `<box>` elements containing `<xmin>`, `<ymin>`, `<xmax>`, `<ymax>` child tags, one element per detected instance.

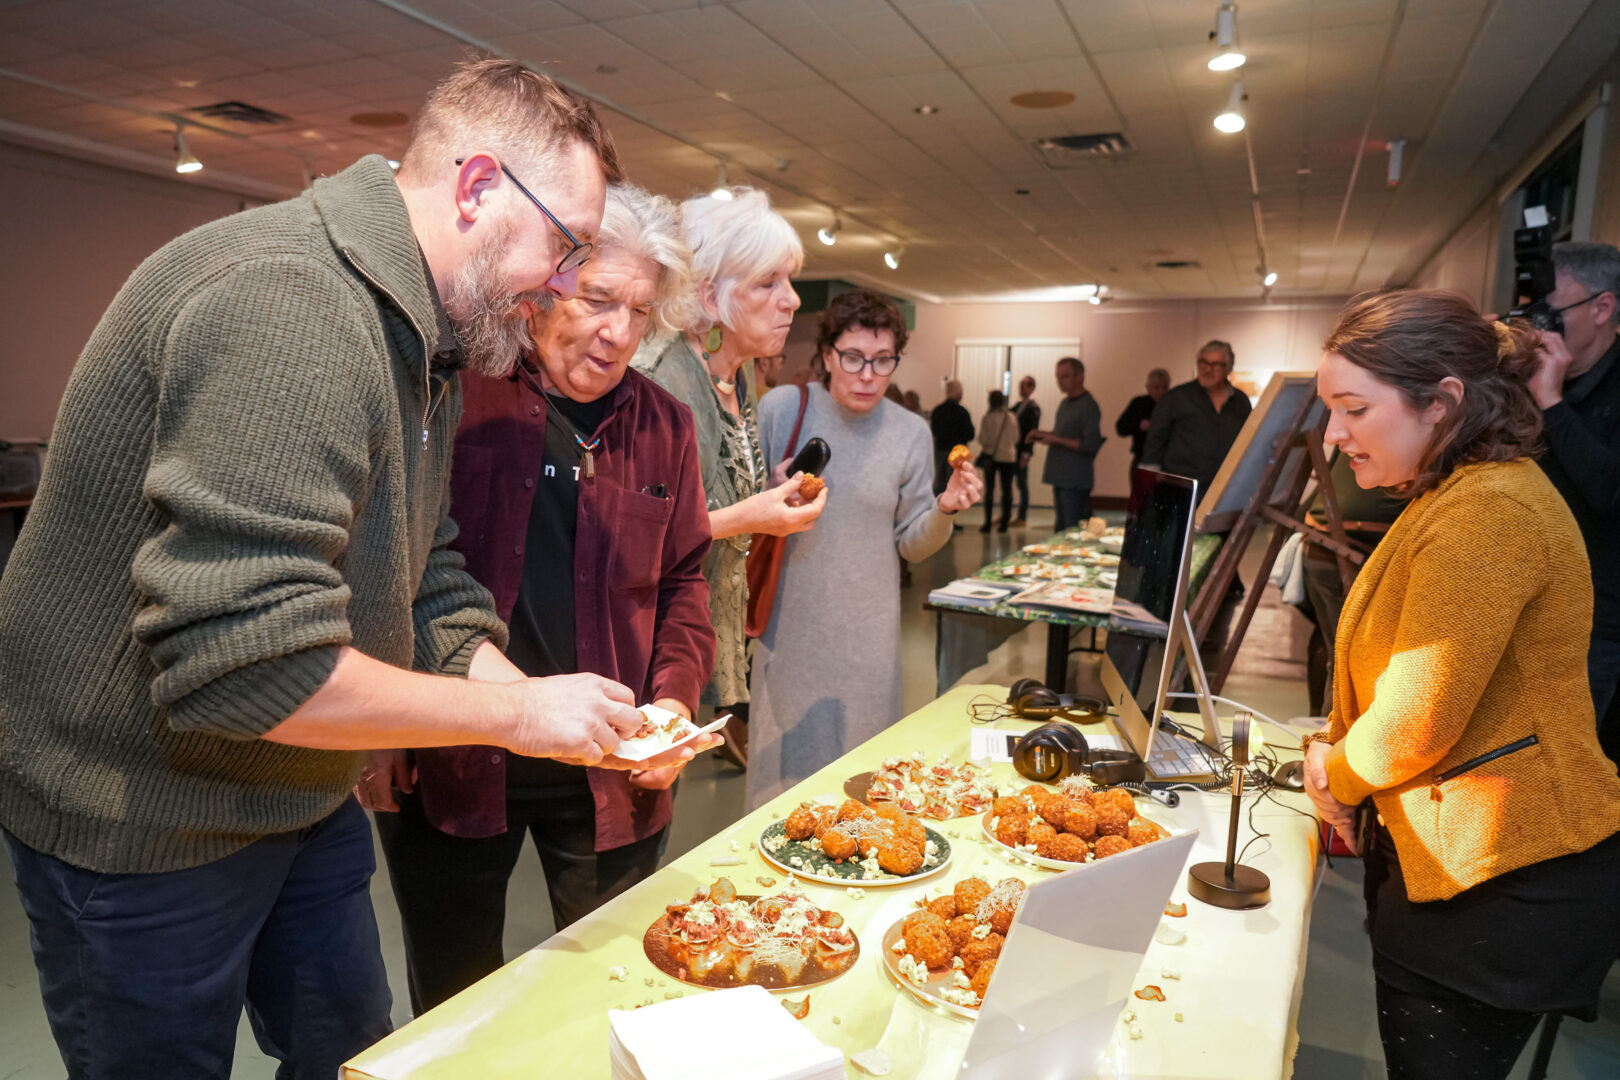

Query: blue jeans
<box><xmin>1052</xmin><ymin>486</ymin><xmax>1093</xmax><ymax>531</ymax></box>
<box><xmin>5</xmin><ymin>798</ymin><xmax>391</xmax><ymax>1080</ymax></box>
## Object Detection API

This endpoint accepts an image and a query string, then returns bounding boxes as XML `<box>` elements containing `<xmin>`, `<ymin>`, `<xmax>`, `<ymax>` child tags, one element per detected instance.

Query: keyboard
<box><xmin>1147</xmin><ymin>725</ymin><xmax>1218</xmax><ymax>779</ymax></box>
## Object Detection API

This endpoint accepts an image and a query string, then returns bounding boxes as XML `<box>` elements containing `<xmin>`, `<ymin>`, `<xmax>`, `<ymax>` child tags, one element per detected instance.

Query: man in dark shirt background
<box><xmin>1028</xmin><ymin>357</ymin><xmax>1104</xmax><ymax>530</ymax></box>
<box><xmin>930</xmin><ymin>379</ymin><xmax>976</xmax><ymax>496</ymax></box>
<box><xmin>1141</xmin><ymin>340</ymin><xmax>1252</xmax><ymax>502</ymax></box>
<box><xmin>1115</xmin><ymin>367</ymin><xmax>1171</xmax><ymax>473</ymax></box>
<box><xmin>1528</xmin><ymin>241</ymin><xmax>1620</xmax><ymax>747</ymax></box>
<box><xmin>1011</xmin><ymin>375</ymin><xmax>1041</xmax><ymax>527</ymax></box>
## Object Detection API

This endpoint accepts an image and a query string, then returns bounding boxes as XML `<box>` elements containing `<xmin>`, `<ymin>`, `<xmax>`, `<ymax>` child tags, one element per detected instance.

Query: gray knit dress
<box><xmin>745</xmin><ymin>383</ymin><xmax>955</xmax><ymax>809</ymax></box>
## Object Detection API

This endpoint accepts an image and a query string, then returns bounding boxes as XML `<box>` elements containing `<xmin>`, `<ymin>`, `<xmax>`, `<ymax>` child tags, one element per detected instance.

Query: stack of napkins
<box><xmin>609</xmin><ymin>986</ymin><xmax>844</xmax><ymax>1080</ymax></box>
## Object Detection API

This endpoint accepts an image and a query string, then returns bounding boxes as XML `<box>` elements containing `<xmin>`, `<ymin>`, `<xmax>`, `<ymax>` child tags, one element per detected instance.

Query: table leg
<box><xmin>1045</xmin><ymin>623</ymin><xmax>1071</xmax><ymax>691</ymax></box>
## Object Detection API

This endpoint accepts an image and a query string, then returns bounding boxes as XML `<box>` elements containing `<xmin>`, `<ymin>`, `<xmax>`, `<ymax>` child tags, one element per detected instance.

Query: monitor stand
<box><xmin>1140</xmin><ymin>608</ymin><xmax>1223</xmax><ymax>782</ymax></box>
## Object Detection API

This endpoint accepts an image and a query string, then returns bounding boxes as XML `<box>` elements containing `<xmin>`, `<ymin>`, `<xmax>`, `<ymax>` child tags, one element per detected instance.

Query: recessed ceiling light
<box><xmin>1263</xmin><ymin>271</ymin><xmax>1278</xmax><ymax>287</ymax></box>
<box><xmin>914</xmin><ymin>104</ymin><xmax>939</xmax><ymax>115</ymax></box>
<box><xmin>1010</xmin><ymin>90</ymin><xmax>1075</xmax><ymax>109</ymax></box>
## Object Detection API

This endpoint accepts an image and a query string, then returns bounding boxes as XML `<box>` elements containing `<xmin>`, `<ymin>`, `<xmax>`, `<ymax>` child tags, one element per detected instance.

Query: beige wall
<box><xmin>785</xmin><ymin>295</ymin><xmax>1346</xmax><ymax>500</ymax></box>
<box><xmin>0</xmin><ymin>142</ymin><xmax>257</xmax><ymax>440</ymax></box>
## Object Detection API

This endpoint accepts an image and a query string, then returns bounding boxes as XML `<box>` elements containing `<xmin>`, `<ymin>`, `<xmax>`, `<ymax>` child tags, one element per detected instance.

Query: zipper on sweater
<box><xmin>339</xmin><ymin>247</ymin><xmax>433</xmax><ymax>450</ymax></box>
<box><xmin>1430</xmin><ymin>734</ymin><xmax>1538</xmax><ymax>798</ymax></box>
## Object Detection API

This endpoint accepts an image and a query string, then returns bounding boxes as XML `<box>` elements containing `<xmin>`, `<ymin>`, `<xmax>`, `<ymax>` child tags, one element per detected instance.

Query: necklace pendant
<box><xmin>581</xmin><ymin>449</ymin><xmax>595</xmax><ymax>480</ymax></box>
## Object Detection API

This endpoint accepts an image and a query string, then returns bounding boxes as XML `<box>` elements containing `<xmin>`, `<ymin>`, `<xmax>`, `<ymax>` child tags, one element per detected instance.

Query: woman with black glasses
<box><xmin>744</xmin><ymin>289</ymin><xmax>981</xmax><ymax>808</ymax></box>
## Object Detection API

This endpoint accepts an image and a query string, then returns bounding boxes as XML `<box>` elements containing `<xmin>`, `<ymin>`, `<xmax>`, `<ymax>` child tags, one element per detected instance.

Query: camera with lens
<box><xmin>1506</xmin><ymin>224</ymin><xmax>1563</xmax><ymax>334</ymax></box>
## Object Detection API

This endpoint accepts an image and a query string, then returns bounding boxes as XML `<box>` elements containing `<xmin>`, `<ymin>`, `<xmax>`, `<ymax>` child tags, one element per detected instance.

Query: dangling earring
<box><xmin>704</xmin><ymin>325</ymin><xmax>723</xmax><ymax>355</ymax></box>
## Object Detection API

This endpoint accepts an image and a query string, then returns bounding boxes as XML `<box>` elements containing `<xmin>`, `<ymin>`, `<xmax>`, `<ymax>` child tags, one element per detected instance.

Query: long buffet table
<box><xmin>344</xmin><ymin>684</ymin><xmax>1321</xmax><ymax>1080</ymax></box>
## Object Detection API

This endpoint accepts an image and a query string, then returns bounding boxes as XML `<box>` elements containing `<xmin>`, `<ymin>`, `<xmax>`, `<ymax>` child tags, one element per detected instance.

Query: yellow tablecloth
<box><xmin>344</xmin><ymin>685</ymin><xmax>1321</xmax><ymax>1080</ymax></box>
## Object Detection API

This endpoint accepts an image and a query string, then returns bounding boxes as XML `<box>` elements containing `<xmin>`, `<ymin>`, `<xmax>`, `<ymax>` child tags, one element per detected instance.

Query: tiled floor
<box><xmin>3</xmin><ymin>512</ymin><xmax>1617</xmax><ymax>1078</ymax></box>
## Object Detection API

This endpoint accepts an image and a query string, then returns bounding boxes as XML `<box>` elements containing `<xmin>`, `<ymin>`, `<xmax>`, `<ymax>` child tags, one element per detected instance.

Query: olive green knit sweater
<box><xmin>0</xmin><ymin>156</ymin><xmax>506</xmax><ymax>873</ymax></box>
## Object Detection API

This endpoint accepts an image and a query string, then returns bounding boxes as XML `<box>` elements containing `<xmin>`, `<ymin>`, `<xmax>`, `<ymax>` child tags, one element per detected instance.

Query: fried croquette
<box><xmin>994</xmin><ymin>815</ymin><xmax>1029</xmax><ymax>847</ymax></box>
<box><xmin>871</xmin><ymin>802</ymin><xmax>909</xmax><ymax>824</ymax></box>
<box><xmin>947</xmin><ymin>444</ymin><xmax>972</xmax><ymax>469</ymax></box>
<box><xmin>1093</xmin><ymin>834</ymin><xmax>1133</xmax><ymax>859</ymax></box>
<box><xmin>1019</xmin><ymin>785</ymin><xmax>1048</xmax><ymax>800</ymax></box>
<box><xmin>811</xmin><ymin>806</ymin><xmax>838</xmax><ymax>841</ymax></box>
<box><xmin>991</xmin><ymin>796</ymin><xmax>1026</xmax><ymax>818</ymax></box>
<box><xmin>878</xmin><ymin>835</ymin><xmax>925</xmax><ymax>875</ymax></box>
<box><xmin>895</xmin><ymin>818</ymin><xmax>928</xmax><ymax>856</ymax></box>
<box><xmin>1027</xmin><ymin>819</ymin><xmax>1059</xmax><ymax>853</ymax></box>
<box><xmin>820</xmin><ymin>825</ymin><xmax>859</xmax><ymax>860</ymax></box>
<box><xmin>1048</xmin><ymin>833</ymin><xmax>1088</xmax><ymax>862</ymax></box>
<box><xmin>946</xmin><ymin>914</ymin><xmax>980</xmax><ymax>950</ymax></box>
<box><xmin>1093</xmin><ymin>805</ymin><xmax>1129</xmax><ymax>838</ymax></box>
<box><xmin>902</xmin><ymin>912</ymin><xmax>956</xmax><ymax>969</ymax></box>
<box><xmin>1061</xmin><ymin>802</ymin><xmax>1098</xmax><ymax>840</ymax></box>
<box><xmin>970</xmin><ymin>959</ymin><xmax>997</xmax><ymax>1000</ymax></box>
<box><xmin>1034</xmin><ymin>791</ymin><xmax>1070</xmax><ymax>824</ymax></box>
<box><xmin>836</xmin><ymin>798</ymin><xmax>875</xmax><ymax>824</ymax></box>
<box><xmin>954</xmin><ymin>877</ymin><xmax>992</xmax><ymax>915</ymax></box>
<box><xmin>1099</xmin><ymin>787</ymin><xmax>1138</xmax><ymax>820</ymax></box>
<box><xmin>925</xmin><ymin>895</ymin><xmax>958</xmax><ymax>919</ymax></box>
<box><xmin>1127</xmin><ymin>820</ymin><xmax>1160</xmax><ymax>847</ymax></box>
<box><xmin>799</xmin><ymin>474</ymin><xmax>825</xmax><ymax>500</ymax></box>
<box><xmin>784</xmin><ymin>804</ymin><xmax>819</xmax><ymax>841</ymax></box>
<box><xmin>958</xmin><ymin>932</ymin><xmax>1004</xmax><ymax>977</ymax></box>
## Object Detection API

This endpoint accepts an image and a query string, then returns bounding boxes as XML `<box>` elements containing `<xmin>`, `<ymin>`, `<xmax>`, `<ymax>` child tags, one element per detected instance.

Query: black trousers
<box><xmin>982</xmin><ymin>462</ymin><xmax>1014</xmax><ymax>528</ymax></box>
<box><xmin>376</xmin><ymin>790</ymin><xmax>666</xmax><ymax>1015</ymax></box>
<box><xmin>1375</xmin><ymin>977</ymin><xmax>1540</xmax><ymax>1080</ymax></box>
<box><xmin>1013</xmin><ymin>460</ymin><xmax>1031</xmax><ymax>520</ymax></box>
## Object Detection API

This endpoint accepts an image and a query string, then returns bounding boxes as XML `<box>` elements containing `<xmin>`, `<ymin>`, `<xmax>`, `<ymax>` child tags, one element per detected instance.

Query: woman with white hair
<box><xmin>638</xmin><ymin>187</ymin><xmax>826</xmax><ymax>768</ymax></box>
<box><xmin>373</xmin><ymin>182</ymin><xmax>722</xmax><ymax>1014</ymax></box>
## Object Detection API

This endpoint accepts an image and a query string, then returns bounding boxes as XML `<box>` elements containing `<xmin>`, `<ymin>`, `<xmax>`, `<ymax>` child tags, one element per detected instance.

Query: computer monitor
<box><xmin>1100</xmin><ymin>468</ymin><xmax>1221</xmax><ymax>782</ymax></box>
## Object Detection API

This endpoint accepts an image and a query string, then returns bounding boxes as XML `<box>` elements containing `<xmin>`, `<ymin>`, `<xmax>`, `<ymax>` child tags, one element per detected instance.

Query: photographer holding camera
<box><xmin>1526</xmin><ymin>241</ymin><xmax>1620</xmax><ymax>735</ymax></box>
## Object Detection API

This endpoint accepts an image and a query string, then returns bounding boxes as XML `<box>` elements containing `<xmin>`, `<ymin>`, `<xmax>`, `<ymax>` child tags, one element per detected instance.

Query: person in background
<box><xmin>1028</xmin><ymin>356</ymin><xmax>1104</xmax><ymax>531</ymax></box>
<box><xmin>903</xmin><ymin>389</ymin><xmax>923</xmax><ymax>414</ymax></box>
<box><xmin>1299</xmin><ymin>451</ymin><xmax>1403</xmax><ymax>714</ymax></box>
<box><xmin>373</xmin><ymin>183</ymin><xmax>719</xmax><ymax>1015</ymax></box>
<box><xmin>754</xmin><ymin>350</ymin><xmax>786</xmax><ymax>393</ymax></box>
<box><xmin>930</xmin><ymin>379</ymin><xmax>976</xmax><ymax>497</ymax></box>
<box><xmin>0</xmin><ymin>60</ymin><xmax>675</xmax><ymax>1078</ymax></box>
<box><xmin>1141</xmin><ymin>341</ymin><xmax>1252</xmax><ymax>501</ymax></box>
<box><xmin>637</xmin><ymin>187</ymin><xmax>826</xmax><ymax>771</ymax></box>
<box><xmin>977</xmin><ymin>389</ymin><xmax>1019</xmax><ymax>533</ymax></box>
<box><xmin>1115</xmin><ymin>367</ymin><xmax>1171</xmax><ymax>471</ymax></box>
<box><xmin>884</xmin><ymin>383</ymin><xmax>906</xmax><ymax>405</ymax></box>
<box><xmin>1011</xmin><ymin>375</ymin><xmax>1041</xmax><ymax>527</ymax></box>
<box><xmin>1303</xmin><ymin>289</ymin><xmax>1620</xmax><ymax>1080</ymax></box>
<box><xmin>747</xmin><ymin>290</ymin><xmax>981</xmax><ymax>808</ymax></box>
<box><xmin>1526</xmin><ymin>241</ymin><xmax>1620</xmax><ymax>735</ymax></box>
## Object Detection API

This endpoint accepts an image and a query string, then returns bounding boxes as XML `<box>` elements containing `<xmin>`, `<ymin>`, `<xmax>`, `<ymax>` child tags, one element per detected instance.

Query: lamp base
<box><xmin>1187</xmin><ymin>861</ymin><xmax>1271</xmax><ymax>910</ymax></box>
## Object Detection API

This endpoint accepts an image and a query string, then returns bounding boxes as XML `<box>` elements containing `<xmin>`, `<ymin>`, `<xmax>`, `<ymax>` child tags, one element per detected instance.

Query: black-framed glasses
<box><xmin>834</xmin><ymin>347</ymin><xmax>900</xmax><ymax>376</ymax></box>
<box><xmin>455</xmin><ymin>157</ymin><xmax>592</xmax><ymax>275</ymax></box>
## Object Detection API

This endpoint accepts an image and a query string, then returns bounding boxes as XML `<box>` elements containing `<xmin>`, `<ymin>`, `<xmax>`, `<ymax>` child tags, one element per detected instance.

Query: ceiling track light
<box><xmin>817</xmin><ymin>217</ymin><xmax>840</xmax><ymax>246</ymax></box>
<box><xmin>883</xmin><ymin>245</ymin><xmax>905</xmax><ymax>270</ymax></box>
<box><xmin>710</xmin><ymin>161</ymin><xmax>733</xmax><ymax>200</ymax></box>
<box><xmin>1214</xmin><ymin>81</ymin><xmax>1246</xmax><ymax>134</ymax></box>
<box><xmin>1209</xmin><ymin>1</ymin><xmax>1246</xmax><ymax>71</ymax></box>
<box><xmin>1263</xmin><ymin>270</ymin><xmax>1278</xmax><ymax>288</ymax></box>
<box><xmin>173</xmin><ymin>125</ymin><xmax>202</xmax><ymax>174</ymax></box>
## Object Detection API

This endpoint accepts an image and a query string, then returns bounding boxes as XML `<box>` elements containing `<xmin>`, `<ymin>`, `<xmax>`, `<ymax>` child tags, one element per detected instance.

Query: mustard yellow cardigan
<box><xmin>1322</xmin><ymin>458</ymin><xmax>1620</xmax><ymax>902</ymax></box>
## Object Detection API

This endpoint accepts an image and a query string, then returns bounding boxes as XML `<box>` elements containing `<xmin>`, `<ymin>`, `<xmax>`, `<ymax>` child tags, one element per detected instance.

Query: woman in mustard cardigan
<box><xmin>1303</xmin><ymin>289</ymin><xmax>1620</xmax><ymax>1079</ymax></box>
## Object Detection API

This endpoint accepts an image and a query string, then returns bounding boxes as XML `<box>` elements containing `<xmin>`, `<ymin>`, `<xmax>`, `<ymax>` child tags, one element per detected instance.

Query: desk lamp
<box><xmin>1187</xmin><ymin>711</ymin><xmax>1271</xmax><ymax>909</ymax></box>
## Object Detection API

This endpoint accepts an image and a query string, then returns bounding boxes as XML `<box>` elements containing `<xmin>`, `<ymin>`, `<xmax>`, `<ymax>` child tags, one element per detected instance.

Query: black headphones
<box><xmin>1013</xmin><ymin>722</ymin><xmax>1146</xmax><ymax>786</ymax></box>
<box><xmin>1008</xmin><ymin>678</ymin><xmax>1107</xmax><ymax>722</ymax></box>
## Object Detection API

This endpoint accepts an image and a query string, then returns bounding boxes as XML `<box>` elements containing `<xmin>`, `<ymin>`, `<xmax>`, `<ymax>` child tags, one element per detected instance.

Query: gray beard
<box><xmin>442</xmin><ymin>222</ymin><xmax>555</xmax><ymax>379</ymax></box>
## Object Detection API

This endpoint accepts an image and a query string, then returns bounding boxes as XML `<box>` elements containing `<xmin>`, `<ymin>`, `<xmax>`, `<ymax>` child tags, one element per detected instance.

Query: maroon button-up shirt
<box><xmin>412</xmin><ymin>365</ymin><xmax>715</xmax><ymax>851</ymax></box>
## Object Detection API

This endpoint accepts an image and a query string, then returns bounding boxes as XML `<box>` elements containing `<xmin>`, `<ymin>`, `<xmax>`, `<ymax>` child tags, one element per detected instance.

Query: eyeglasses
<box><xmin>833</xmin><ymin>347</ymin><xmax>901</xmax><ymax>376</ymax></box>
<box><xmin>455</xmin><ymin>157</ymin><xmax>592</xmax><ymax>275</ymax></box>
<box><xmin>1195</xmin><ymin>358</ymin><xmax>1232</xmax><ymax>371</ymax></box>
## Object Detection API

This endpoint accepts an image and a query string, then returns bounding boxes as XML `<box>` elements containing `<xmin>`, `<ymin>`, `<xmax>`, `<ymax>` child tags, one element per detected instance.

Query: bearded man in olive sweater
<box><xmin>0</xmin><ymin>62</ymin><xmax>701</xmax><ymax>1080</ymax></box>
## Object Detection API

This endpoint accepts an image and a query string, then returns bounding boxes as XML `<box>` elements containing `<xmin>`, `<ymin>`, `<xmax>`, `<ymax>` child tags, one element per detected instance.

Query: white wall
<box><xmin>0</xmin><ymin>142</ymin><xmax>259</xmax><ymax>440</ymax></box>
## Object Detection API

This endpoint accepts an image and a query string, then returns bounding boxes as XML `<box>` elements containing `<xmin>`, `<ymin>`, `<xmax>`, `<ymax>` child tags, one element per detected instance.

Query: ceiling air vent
<box><xmin>186</xmin><ymin>101</ymin><xmax>294</xmax><ymax>128</ymax></box>
<box><xmin>1035</xmin><ymin>132</ymin><xmax>1134</xmax><ymax>167</ymax></box>
<box><xmin>1154</xmin><ymin>260</ymin><xmax>1202</xmax><ymax>270</ymax></box>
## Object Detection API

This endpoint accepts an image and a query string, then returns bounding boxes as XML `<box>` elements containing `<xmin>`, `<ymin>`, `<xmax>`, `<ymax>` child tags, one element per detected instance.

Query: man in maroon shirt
<box><xmin>374</xmin><ymin>184</ymin><xmax>719</xmax><ymax>1014</ymax></box>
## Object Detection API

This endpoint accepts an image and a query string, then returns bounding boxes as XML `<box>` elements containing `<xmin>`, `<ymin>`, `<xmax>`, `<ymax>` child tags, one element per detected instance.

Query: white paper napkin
<box><xmin>609</xmin><ymin>986</ymin><xmax>843</xmax><ymax>1080</ymax></box>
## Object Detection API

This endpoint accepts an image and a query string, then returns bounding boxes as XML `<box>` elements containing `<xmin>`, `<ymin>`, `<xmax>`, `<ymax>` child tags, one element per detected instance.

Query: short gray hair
<box><xmin>1199</xmin><ymin>339</ymin><xmax>1235</xmax><ymax>365</ymax></box>
<box><xmin>679</xmin><ymin>187</ymin><xmax>804</xmax><ymax>334</ymax></box>
<box><xmin>598</xmin><ymin>183</ymin><xmax>697</xmax><ymax>339</ymax></box>
<box><xmin>1553</xmin><ymin>241</ymin><xmax>1620</xmax><ymax>324</ymax></box>
<box><xmin>1147</xmin><ymin>367</ymin><xmax>1171</xmax><ymax>387</ymax></box>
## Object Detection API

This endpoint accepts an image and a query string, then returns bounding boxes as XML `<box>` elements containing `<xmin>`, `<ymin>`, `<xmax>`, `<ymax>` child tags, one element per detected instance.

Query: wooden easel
<box><xmin>1186</xmin><ymin>377</ymin><xmax>1377</xmax><ymax>693</ymax></box>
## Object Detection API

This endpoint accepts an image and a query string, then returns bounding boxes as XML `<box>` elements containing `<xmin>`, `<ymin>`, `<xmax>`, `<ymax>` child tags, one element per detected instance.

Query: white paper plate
<box><xmin>614</xmin><ymin>707</ymin><xmax>729</xmax><ymax>762</ymax></box>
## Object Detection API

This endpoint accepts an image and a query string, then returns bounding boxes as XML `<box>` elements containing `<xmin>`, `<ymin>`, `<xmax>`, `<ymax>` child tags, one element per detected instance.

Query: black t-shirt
<box><xmin>504</xmin><ymin>390</ymin><xmax>612</xmax><ymax>796</ymax></box>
